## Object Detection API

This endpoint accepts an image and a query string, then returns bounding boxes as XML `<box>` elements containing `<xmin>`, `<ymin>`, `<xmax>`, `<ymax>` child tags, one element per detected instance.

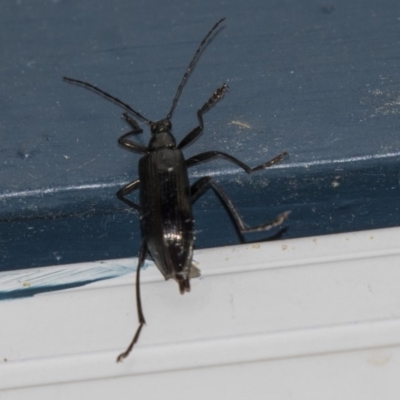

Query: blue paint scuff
<box><xmin>0</xmin><ymin>258</ymin><xmax>153</xmax><ymax>301</ymax></box>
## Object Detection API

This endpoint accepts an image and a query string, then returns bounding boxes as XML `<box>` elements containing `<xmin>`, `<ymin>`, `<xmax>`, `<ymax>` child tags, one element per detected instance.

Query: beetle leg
<box><xmin>117</xmin><ymin>241</ymin><xmax>147</xmax><ymax>363</ymax></box>
<box><xmin>118</xmin><ymin>113</ymin><xmax>149</xmax><ymax>154</ymax></box>
<box><xmin>191</xmin><ymin>176</ymin><xmax>290</xmax><ymax>239</ymax></box>
<box><xmin>186</xmin><ymin>150</ymin><xmax>288</xmax><ymax>172</ymax></box>
<box><xmin>117</xmin><ymin>179</ymin><xmax>141</xmax><ymax>211</ymax></box>
<box><xmin>177</xmin><ymin>84</ymin><xmax>228</xmax><ymax>150</ymax></box>
<box><xmin>122</xmin><ymin>112</ymin><xmax>144</xmax><ymax>133</ymax></box>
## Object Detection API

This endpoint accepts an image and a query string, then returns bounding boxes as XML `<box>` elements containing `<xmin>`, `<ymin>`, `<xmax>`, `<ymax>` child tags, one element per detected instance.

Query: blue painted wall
<box><xmin>1</xmin><ymin>1</ymin><xmax>400</xmax><ymax>270</ymax></box>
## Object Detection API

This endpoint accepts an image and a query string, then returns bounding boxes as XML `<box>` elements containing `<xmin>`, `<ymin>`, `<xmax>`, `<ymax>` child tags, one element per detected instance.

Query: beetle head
<box><xmin>151</xmin><ymin>119</ymin><xmax>172</xmax><ymax>134</ymax></box>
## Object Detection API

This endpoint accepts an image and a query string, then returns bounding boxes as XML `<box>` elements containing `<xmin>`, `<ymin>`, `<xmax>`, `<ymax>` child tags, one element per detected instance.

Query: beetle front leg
<box><xmin>117</xmin><ymin>179</ymin><xmax>141</xmax><ymax>211</ymax></box>
<box><xmin>191</xmin><ymin>176</ymin><xmax>290</xmax><ymax>240</ymax></box>
<box><xmin>118</xmin><ymin>113</ymin><xmax>149</xmax><ymax>154</ymax></box>
<box><xmin>178</xmin><ymin>84</ymin><xmax>228</xmax><ymax>150</ymax></box>
<box><xmin>117</xmin><ymin>241</ymin><xmax>147</xmax><ymax>362</ymax></box>
<box><xmin>186</xmin><ymin>150</ymin><xmax>288</xmax><ymax>173</ymax></box>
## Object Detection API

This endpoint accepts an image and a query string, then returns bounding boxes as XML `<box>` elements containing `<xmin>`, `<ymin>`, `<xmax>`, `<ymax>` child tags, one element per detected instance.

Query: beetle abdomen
<box><xmin>139</xmin><ymin>148</ymin><xmax>194</xmax><ymax>282</ymax></box>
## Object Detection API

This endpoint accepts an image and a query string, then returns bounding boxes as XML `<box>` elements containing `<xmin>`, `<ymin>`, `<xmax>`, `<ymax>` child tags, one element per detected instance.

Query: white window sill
<box><xmin>1</xmin><ymin>227</ymin><xmax>400</xmax><ymax>399</ymax></box>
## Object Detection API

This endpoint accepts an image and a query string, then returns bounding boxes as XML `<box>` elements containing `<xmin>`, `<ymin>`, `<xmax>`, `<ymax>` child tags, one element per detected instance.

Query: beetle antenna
<box><xmin>63</xmin><ymin>77</ymin><xmax>153</xmax><ymax>125</ymax></box>
<box><xmin>166</xmin><ymin>18</ymin><xmax>226</xmax><ymax>120</ymax></box>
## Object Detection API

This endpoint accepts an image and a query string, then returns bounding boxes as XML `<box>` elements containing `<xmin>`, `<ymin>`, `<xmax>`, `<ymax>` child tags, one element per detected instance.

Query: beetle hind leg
<box><xmin>116</xmin><ymin>241</ymin><xmax>147</xmax><ymax>362</ymax></box>
<box><xmin>191</xmin><ymin>176</ymin><xmax>290</xmax><ymax>240</ymax></box>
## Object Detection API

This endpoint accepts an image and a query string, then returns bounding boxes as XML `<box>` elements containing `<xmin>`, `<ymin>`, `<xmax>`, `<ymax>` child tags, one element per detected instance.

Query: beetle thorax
<box><xmin>148</xmin><ymin>120</ymin><xmax>176</xmax><ymax>150</ymax></box>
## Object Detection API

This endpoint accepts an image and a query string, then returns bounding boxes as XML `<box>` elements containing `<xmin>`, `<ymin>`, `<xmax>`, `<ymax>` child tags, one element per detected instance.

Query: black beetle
<box><xmin>63</xmin><ymin>18</ymin><xmax>289</xmax><ymax>362</ymax></box>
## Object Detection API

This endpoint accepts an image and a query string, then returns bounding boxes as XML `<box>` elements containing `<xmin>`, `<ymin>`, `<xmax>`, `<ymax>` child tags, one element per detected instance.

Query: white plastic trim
<box><xmin>1</xmin><ymin>227</ymin><xmax>400</xmax><ymax>399</ymax></box>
